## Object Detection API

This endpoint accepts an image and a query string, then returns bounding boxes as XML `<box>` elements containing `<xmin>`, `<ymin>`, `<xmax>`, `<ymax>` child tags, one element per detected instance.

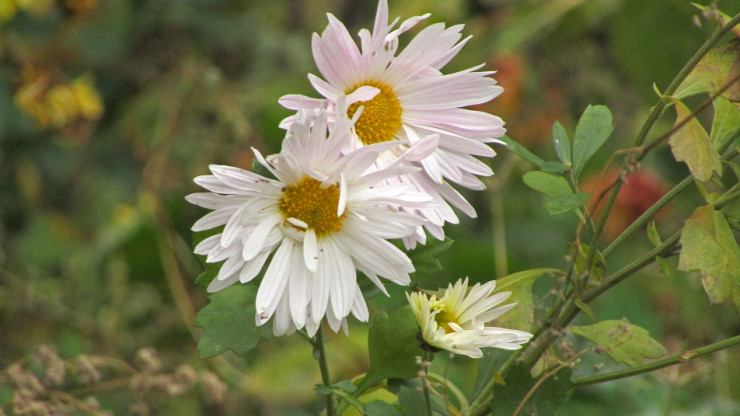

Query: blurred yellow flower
<box><xmin>15</xmin><ymin>68</ymin><xmax>104</xmax><ymax>130</ymax></box>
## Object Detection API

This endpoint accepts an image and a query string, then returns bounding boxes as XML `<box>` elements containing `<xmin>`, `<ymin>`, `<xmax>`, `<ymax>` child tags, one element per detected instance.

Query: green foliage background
<box><xmin>1</xmin><ymin>0</ymin><xmax>739</xmax><ymax>414</ymax></box>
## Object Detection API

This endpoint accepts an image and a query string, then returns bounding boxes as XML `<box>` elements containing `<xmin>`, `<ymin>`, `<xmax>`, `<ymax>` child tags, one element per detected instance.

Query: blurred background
<box><xmin>1</xmin><ymin>0</ymin><xmax>739</xmax><ymax>414</ymax></box>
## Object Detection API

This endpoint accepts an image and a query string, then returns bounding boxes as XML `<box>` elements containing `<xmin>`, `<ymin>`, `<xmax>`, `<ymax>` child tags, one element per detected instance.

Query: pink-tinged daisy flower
<box><xmin>187</xmin><ymin>108</ymin><xmax>432</xmax><ymax>336</ymax></box>
<box><xmin>407</xmin><ymin>278</ymin><xmax>532</xmax><ymax>358</ymax></box>
<box><xmin>279</xmin><ymin>0</ymin><xmax>505</xmax><ymax>247</ymax></box>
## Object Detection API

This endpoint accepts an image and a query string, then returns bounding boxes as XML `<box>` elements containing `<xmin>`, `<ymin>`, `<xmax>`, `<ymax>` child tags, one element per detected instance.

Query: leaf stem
<box><xmin>314</xmin><ymin>325</ymin><xmax>336</xmax><ymax>416</ymax></box>
<box><xmin>571</xmin><ymin>335</ymin><xmax>740</xmax><ymax>386</ymax></box>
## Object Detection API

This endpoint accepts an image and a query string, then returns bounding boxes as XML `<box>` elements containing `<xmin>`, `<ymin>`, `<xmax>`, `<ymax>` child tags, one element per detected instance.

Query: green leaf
<box><xmin>668</xmin><ymin>98</ymin><xmax>722</xmax><ymax>182</ymax></box>
<box><xmin>361</xmin><ymin>306</ymin><xmax>422</xmax><ymax>389</ymax></box>
<box><xmin>543</xmin><ymin>192</ymin><xmax>591</xmax><ymax>216</ymax></box>
<box><xmin>540</xmin><ymin>161</ymin><xmax>570</xmax><ymax>174</ymax></box>
<box><xmin>569</xmin><ymin>243</ymin><xmax>606</xmax><ymax>283</ymax></box>
<box><xmin>569</xmin><ymin>320</ymin><xmax>667</xmax><ymax>367</ymax></box>
<box><xmin>522</xmin><ymin>171</ymin><xmax>571</xmax><ymax>198</ymax></box>
<box><xmin>675</xmin><ymin>39</ymin><xmax>740</xmax><ymax>100</ymax></box>
<box><xmin>552</xmin><ymin>121</ymin><xmax>572</xmax><ymax>166</ymax></box>
<box><xmin>678</xmin><ymin>205</ymin><xmax>740</xmax><ymax>310</ymax></box>
<box><xmin>493</xmin><ymin>268</ymin><xmax>559</xmax><ymax>332</ymax></box>
<box><xmin>365</xmin><ymin>400</ymin><xmax>403</xmax><ymax>416</ymax></box>
<box><xmin>492</xmin><ymin>362</ymin><xmax>572</xmax><ymax>416</ymax></box>
<box><xmin>656</xmin><ymin>256</ymin><xmax>676</xmax><ymax>279</ymax></box>
<box><xmin>193</xmin><ymin>284</ymin><xmax>272</xmax><ymax>358</ymax></box>
<box><xmin>711</xmin><ymin>96</ymin><xmax>740</xmax><ymax>151</ymax></box>
<box><xmin>408</xmin><ymin>237</ymin><xmax>454</xmax><ymax>280</ymax></box>
<box><xmin>499</xmin><ymin>135</ymin><xmax>545</xmax><ymax>167</ymax></box>
<box><xmin>398</xmin><ymin>386</ymin><xmax>427</xmax><ymax>416</ymax></box>
<box><xmin>574</xmin><ymin>299</ymin><xmax>596</xmax><ymax>322</ymax></box>
<box><xmin>334</xmin><ymin>379</ymin><xmax>358</xmax><ymax>393</ymax></box>
<box><xmin>647</xmin><ymin>220</ymin><xmax>662</xmax><ymax>247</ymax></box>
<box><xmin>571</xmin><ymin>105</ymin><xmax>614</xmax><ymax>180</ymax></box>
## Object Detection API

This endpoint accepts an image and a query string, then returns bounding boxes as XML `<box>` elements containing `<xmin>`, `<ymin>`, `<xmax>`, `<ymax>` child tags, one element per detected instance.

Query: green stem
<box><xmin>423</xmin><ymin>350</ymin><xmax>434</xmax><ymax>416</ymax></box>
<box><xmin>467</xmin><ymin>350</ymin><xmax>520</xmax><ymax>416</ymax></box>
<box><xmin>586</xmin><ymin>231</ymin><xmax>680</xmax><ymax>303</ymax></box>
<box><xmin>467</xmin><ymin>13</ymin><xmax>740</xmax><ymax>416</ymax></box>
<box><xmin>603</xmin><ymin>176</ymin><xmax>692</xmax><ymax>257</ymax></box>
<box><xmin>315</xmin><ymin>325</ymin><xmax>336</xmax><ymax>416</ymax></box>
<box><xmin>428</xmin><ymin>372</ymin><xmax>469</xmax><ymax>415</ymax></box>
<box><xmin>572</xmin><ymin>335</ymin><xmax>740</xmax><ymax>386</ymax></box>
<box><xmin>581</xmin><ymin>11</ymin><xmax>740</xmax><ymax>289</ymax></box>
<box><xmin>568</xmin><ymin>175</ymin><xmax>596</xmax><ymax>236</ymax></box>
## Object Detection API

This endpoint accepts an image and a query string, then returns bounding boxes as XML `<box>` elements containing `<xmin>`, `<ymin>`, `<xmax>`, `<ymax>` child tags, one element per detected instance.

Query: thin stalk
<box><xmin>315</xmin><ymin>325</ymin><xmax>336</xmax><ymax>416</ymax></box>
<box><xmin>571</xmin><ymin>335</ymin><xmax>740</xmax><ymax>386</ymax></box>
<box><xmin>585</xmin><ymin>232</ymin><xmax>680</xmax><ymax>303</ymax></box>
<box><xmin>582</xmin><ymin>12</ymin><xmax>740</xmax><ymax>289</ymax></box>
<box><xmin>423</xmin><ymin>350</ymin><xmax>435</xmax><ymax>416</ymax></box>
<box><xmin>467</xmin><ymin>350</ymin><xmax>519</xmax><ymax>416</ymax></box>
<box><xmin>428</xmin><ymin>372</ymin><xmax>469</xmax><ymax>416</ymax></box>
<box><xmin>567</xmin><ymin>175</ymin><xmax>596</xmax><ymax>236</ymax></box>
<box><xmin>603</xmin><ymin>176</ymin><xmax>693</xmax><ymax>257</ymax></box>
<box><xmin>466</xmin><ymin>13</ymin><xmax>740</xmax><ymax>415</ymax></box>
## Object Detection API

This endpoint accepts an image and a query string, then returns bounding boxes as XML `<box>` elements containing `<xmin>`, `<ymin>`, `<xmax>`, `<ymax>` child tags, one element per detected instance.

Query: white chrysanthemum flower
<box><xmin>279</xmin><ymin>0</ymin><xmax>505</xmax><ymax>247</ymax></box>
<box><xmin>407</xmin><ymin>278</ymin><xmax>532</xmax><ymax>358</ymax></box>
<box><xmin>187</xmin><ymin>109</ymin><xmax>432</xmax><ymax>336</ymax></box>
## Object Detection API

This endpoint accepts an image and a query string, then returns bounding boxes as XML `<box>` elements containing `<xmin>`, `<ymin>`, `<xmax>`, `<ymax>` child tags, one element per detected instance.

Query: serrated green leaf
<box><xmin>543</xmin><ymin>192</ymin><xmax>590</xmax><ymax>215</ymax></box>
<box><xmin>678</xmin><ymin>205</ymin><xmax>740</xmax><ymax>310</ymax></box>
<box><xmin>522</xmin><ymin>171</ymin><xmax>571</xmax><ymax>198</ymax></box>
<box><xmin>572</xmin><ymin>105</ymin><xmax>614</xmax><ymax>180</ymax></box>
<box><xmin>711</xmin><ymin>96</ymin><xmax>740</xmax><ymax>151</ymax></box>
<box><xmin>493</xmin><ymin>268</ymin><xmax>559</xmax><ymax>332</ymax></box>
<box><xmin>365</xmin><ymin>400</ymin><xmax>403</xmax><ymax>416</ymax></box>
<box><xmin>669</xmin><ymin>98</ymin><xmax>722</xmax><ymax>182</ymax></box>
<box><xmin>541</xmin><ymin>161</ymin><xmax>570</xmax><ymax>174</ymax></box>
<box><xmin>675</xmin><ymin>39</ymin><xmax>740</xmax><ymax>100</ymax></box>
<box><xmin>408</xmin><ymin>237</ymin><xmax>454</xmax><ymax>279</ymax></box>
<box><xmin>499</xmin><ymin>135</ymin><xmax>545</xmax><ymax>167</ymax></box>
<box><xmin>570</xmin><ymin>320</ymin><xmax>667</xmax><ymax>367</ymax></box>
<box><xmin>492</xmin><ymin>362</ymin><xmax>572</xmax><ymax>416</ymax></box>
<box><xmin>193</xmin><ymin>284</ymin><xmax>272</xmax><ymax>358</ymax></box>
<box><xmin>552</xmin><ymin>121</ymin><xmax>572</xmax><ymax>166</ymax></box>
<box><xmin>361</xmin><ymin>306</ymin><xmax>422</xmax><ymax>390</ymax></box>
<box><xmin>647</xmin><ymin>221</ymin><xmax>662</xmax><ymax>247</ymax></box>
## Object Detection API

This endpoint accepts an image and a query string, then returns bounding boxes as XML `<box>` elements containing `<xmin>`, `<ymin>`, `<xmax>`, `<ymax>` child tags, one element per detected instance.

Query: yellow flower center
<box><xmin>346</xmin><ymin>80</ymin><xmax>403</xmax><ymax>145</ymax></box>
<box><xmin>431</xmin><ymin>302</ymin><xmax>458</xmax><ymax>334</ymax></box>
<box><xmin>278</xmin><ymin>176</ymin><xmax>344</xmax><ymax>238</ymax></box>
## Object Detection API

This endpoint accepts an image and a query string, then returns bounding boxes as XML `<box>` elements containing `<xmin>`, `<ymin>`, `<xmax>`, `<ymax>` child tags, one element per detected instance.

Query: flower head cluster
<box><xmin>407</xmin><ymin>278</ymin><xmax>533</xmax><ymax>358</ymax></box>
<box><xmin>188</xmin><ymin>1</ymin><xmax>516</xmax><ymax>339</ymax></box>
<box><xmin>188</xmin><ymin>108</ymin><xmax>432</xmax><ymax>336</ymax></box>
<box><xmin>280</xmin><ymin>0</ymin><xmax>505</xmax><ymax>247</ymax></box>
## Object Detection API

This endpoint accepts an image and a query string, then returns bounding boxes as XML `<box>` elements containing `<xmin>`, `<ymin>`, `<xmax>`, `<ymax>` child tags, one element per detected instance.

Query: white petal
<box><xmin>239</xmin><ymin>249</ymin><xmax>272</xmax><ymax>283</ymax></box>
<box><xmin>255</xmin><ymin>239</ymin><xmax>294</xmax><ymax>324</ymax></box>
<box><xmin>303</xmin><ymin>228</ymin><xmax>319</xmax><ymax>273</ymax></box>
<box><xmin>242</xmin><ymin>214</ymin><xmax>281</xmax><ymax>261</ymax></box>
